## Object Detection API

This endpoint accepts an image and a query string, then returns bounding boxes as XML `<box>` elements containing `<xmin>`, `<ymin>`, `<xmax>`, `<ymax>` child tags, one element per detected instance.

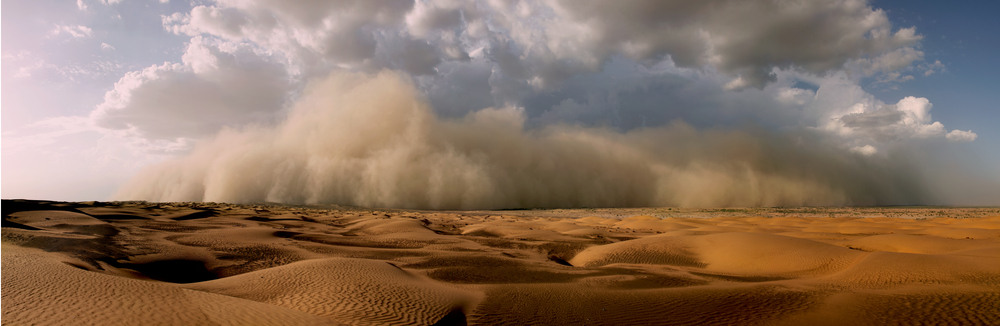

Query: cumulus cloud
<box><xmin>100</xmin><ymin>0</ymin><xmax>990</xmax><ymax>207</ymax></box>
<box><xmin>154</xmin><ymin>0</ymin><xmax>927</xmax><ymax>92</ymax></box>
<box><xmin>164</xmin><ymin>0</ymin><xmax>414</xmax><ymax>73</ymax></box>
<box><xmin>528</xmin><ymin>0</ymin><xmax>923</xmax><ymax>88</ymax></box>
<box><xmin>826</xmin><ymin>96</ymin><xmax>962</xmax><ymax>143</ymax></box>
<box><xmin>139</xmin><ymin>0</ymin><xmax>944</xmax><ymax>134</ymax></box>
<box><xmin>946</xmin><ymin>129</ymin><xmax>977</xmax><ymax>142</ymax></box>
<box><xmin>90</xmin><ymin>37</ymin><xmax>291</xmax><ymax>141</ymax></box>
<box><xmin>117</xmin><ymin>71</ymin><xmax>932</xmax><ymax>208</ymax></box>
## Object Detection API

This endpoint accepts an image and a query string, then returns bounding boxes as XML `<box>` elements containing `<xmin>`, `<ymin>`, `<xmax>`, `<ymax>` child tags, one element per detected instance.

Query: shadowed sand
<box><xmin>3</xmin><ymin>200</ymin><xmax>999</xmax><ymax>325</ymax></box>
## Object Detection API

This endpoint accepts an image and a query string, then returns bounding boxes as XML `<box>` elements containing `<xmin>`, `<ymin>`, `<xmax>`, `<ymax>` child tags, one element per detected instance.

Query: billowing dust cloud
<box><xmin>116</xmin><ymin>71</ymin><xmax>929</xmax><ymax>209</ymax></box>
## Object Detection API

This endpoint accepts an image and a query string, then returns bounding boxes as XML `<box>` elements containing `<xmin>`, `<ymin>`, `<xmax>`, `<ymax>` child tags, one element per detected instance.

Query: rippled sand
<box><xmin>3</xmin><ymin>200</ymin><xmax>999</xmax><ymax>325</ymax></box>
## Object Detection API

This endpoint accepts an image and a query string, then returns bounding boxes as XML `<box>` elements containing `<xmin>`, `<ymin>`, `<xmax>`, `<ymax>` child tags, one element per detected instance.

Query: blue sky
<box><xmin>2</xmin><ymin>0</ymin><xmax>997</xmax><ymax>207</ymax></box>
<box><xmin>872</xmin><ymin>0</ymin><xmax>1000</xmax><ymax>167</ymax></box>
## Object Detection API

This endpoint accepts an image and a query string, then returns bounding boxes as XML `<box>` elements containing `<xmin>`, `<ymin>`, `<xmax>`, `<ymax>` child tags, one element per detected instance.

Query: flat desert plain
<box><xmin>3</xmin><ymin>200</ymin><xmax>1000</xmax><ymax>325</ymax></box>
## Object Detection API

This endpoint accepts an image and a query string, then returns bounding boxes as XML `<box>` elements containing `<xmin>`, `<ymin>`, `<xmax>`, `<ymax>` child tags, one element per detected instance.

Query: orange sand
<box><xmin>3</xmin><ymin>200</ymin><xmax>999</xmax><ymax>325</ymax></box>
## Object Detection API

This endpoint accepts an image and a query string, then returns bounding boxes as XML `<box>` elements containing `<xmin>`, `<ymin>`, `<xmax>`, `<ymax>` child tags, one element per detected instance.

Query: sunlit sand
<box><xmin>3</xmin><ymin>200</ymin><xmax>999</xmax><ymax>325</ymax></box>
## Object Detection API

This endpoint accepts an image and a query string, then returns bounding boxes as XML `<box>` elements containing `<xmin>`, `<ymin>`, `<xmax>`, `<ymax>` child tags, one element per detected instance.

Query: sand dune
<box><xmin>3</xmin><ymin>200</ymin><xmax>999</xmax><ymax>325</ymax></box>
<box><xmin>186</xmin><ymin>258</ymin><xmax>474</xmax><ymax>325</ymax></box>
<box><xmin>2</xmin><ymin>244</ymin><xmax>334</xmax><ymax>325</ymax></box>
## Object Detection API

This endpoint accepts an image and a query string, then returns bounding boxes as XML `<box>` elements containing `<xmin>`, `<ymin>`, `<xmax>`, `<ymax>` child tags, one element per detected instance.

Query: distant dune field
<box><xmin>3</xmin><ymin>200</ymin><xmax>999</xmax><ymax>325</ymax></box>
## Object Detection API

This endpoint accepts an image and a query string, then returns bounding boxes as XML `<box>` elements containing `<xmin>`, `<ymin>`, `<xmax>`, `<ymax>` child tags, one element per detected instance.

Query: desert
<box><xmin>6</xmin><ymin>1</ymin><xmax>1000</xmax><ymax>325</ymax></box>
<box><xmin>3</xmin><ymin>200</ymin><xmax>999</xmax><ymax>325</ymax></box>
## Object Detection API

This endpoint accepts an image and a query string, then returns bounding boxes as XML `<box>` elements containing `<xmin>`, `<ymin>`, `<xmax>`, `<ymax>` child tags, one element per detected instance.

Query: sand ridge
<box><xmin>3</xmin><ymin>200</ymin><xmax>999</xmax><ymax>325</ymax></box>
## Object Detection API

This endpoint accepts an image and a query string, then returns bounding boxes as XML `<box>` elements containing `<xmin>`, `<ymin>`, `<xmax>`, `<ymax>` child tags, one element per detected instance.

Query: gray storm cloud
<box><xmin>116</xmin><ymin>71</ymin><xmax>929</xmax><ymax>209</ymax></box>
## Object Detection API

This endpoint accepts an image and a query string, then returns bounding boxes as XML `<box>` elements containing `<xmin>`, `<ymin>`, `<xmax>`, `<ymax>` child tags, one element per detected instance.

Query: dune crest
<box><xmin>3</xmin><ymin>200</ymin><xmax>999</xmax><ymax>325</ymax></box>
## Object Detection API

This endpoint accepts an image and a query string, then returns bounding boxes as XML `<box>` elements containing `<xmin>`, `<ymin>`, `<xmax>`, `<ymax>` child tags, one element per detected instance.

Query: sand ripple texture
<box><xmin>3</xmin><ymin>200</ymin><xmax>1000</xmax><ymax>325</ymax></box>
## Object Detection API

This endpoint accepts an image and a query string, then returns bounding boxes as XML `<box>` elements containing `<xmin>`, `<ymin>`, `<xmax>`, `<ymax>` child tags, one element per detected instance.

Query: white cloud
<box><xmin>827</xmin><ymin>96</ymin><xmax>963</xmax><ymax>144</ymax></box>
<box><xmin>530</xmin><ymin>0</ymin><xmax>924</xmax><ymax>88</ymax></box>
<box><xmin>6</xmin><ymin>0</ymin><xmax>988</xmax><ymax>204</ymax></box>
<box><xmin>158</xmin><ymin>0</ymin><xmax>927</xmax><ymax>92</ymax></box>
<box><xmin>851</xmin><ymin>145</ymin><xmax>878</xmax><ymax>156</ymax></box>
<box><xmin>90</xmin><ymin>37</ymin><xmax>292</xmax><ymax>142</ymax></box>
<box><xmin>776</xmin><ymin>87</ymin><xmax>816</xmax><ymax>106</ymax></box>
<box><xmin>51</xmin><ymin>25</ymin><xmax>93</xmax><ymax>38</ymax></box>
<box><xmin>165</xmin><ymin>1</ymin><xmax>414</xmax><ymax>74</ymax></box>
<box><xmin>922</xmin><ymin>60</ymin><xmax>946</xmax><ymax>76</ymax></box>
<box><xmin>874</xmin><ymin>71</ymin><xmax>915</xmax><ymax>87</ymax></box>
<box><xmin>946</xmin><ymin>129</ymin><xmax>978</xmax><ymax>142</ymax></box>
<box><xmin>895</xmin><ymin>96</ymin><xmax>946</xmax><ymax>137</ymax></box>
<box><xmin>403</xmin><ymin>0</ymin><xmax>470</xmax><ymax>60</ymax></box>
<box><xmin>862</xmin><ymin>46</ymin><xmax>924</xmax><ymax>74</ymax></box>
<box><xmin>2</xmin><ymin>49</ymin><xmax>122</xmax><ymax>81</ymax></box>
<box><xmin>405</xmin><ymin>0</ymin><xmax>464</xmax><ymax>38</ymax></box>
<box><xmin>90</xmin><ymin>0</ymin><xmax>970</xmax><ymax>158</ymax></box>
<box><xmin>77</xmin><ymin>0</ymin><xmax>88</xmax><ymax>11</ymax></box>
<box><xmin>181</xmin><ymin>36</ymin><xmax>220</xmax><ymax>74</ymax></box>
<box><xmin>10</xmin><ymin>58</ymin><xmax>52</xmax><ymax>79</ymax></box>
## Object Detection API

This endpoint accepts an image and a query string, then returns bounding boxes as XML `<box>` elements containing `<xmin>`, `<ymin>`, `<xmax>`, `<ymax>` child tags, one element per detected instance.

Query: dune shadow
<box><xmin>168</xmin><ymin>210</ymin><xmax>218</xmax><ymax>221</ymax></box>
<box><xmin>119</xmin><ymin>259</ymin><xmax>218</xmax><ymax>284</ymax></box>
<box><xmin>432</xmin><ymin>308</ymin><xmax>467</xmax><ymax>326</ymax></box>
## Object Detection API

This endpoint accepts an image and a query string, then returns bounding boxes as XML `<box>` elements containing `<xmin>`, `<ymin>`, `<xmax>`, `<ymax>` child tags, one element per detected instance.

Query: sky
<box><xmin>2</xmin><ymin>0</ymin><xmax>998</xmax><ymax>208</ymax></box>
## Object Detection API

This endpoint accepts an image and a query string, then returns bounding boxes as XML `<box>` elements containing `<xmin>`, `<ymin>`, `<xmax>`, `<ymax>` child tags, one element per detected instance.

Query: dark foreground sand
<box><xmin>3</xmin><ymin>200</ymin><xmax>999</xmax><ymax>325</ymax></box>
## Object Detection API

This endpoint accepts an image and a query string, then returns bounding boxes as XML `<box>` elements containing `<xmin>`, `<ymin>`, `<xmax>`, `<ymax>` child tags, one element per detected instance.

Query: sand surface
<box><xmin>3</xmin><ymin>200</ymin><xmax>999</xmax><ymax>325</ymax></box>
